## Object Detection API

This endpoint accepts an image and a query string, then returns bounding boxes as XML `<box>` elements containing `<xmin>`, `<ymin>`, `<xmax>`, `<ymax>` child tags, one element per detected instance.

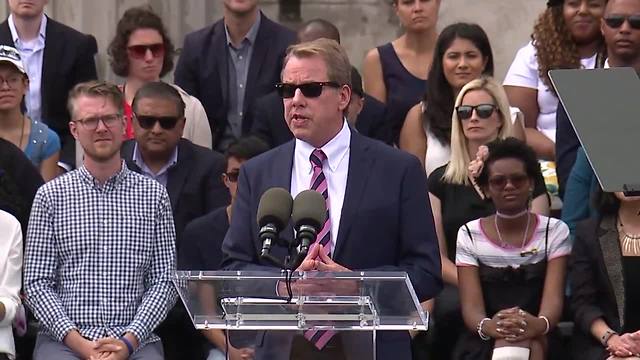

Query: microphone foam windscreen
<box><xmin>291</xmin><ymin>190</ymin><xmax>327</xmax><ymax>229</ymax></box>
<box><xmin>257</xmin><ymin>187</ymin><xmax>293</xmax><ymax>228</ymax></box>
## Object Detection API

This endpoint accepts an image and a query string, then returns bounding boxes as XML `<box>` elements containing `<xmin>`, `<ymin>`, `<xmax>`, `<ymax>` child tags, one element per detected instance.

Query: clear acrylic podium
<box><xmin>173</xmin><ymin>270</ymin><xmax>429</xmax><ymax>360</ymax></box>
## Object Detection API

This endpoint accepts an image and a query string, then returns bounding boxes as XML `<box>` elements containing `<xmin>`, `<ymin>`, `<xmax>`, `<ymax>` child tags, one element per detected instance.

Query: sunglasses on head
<box><xmin>488</xmin><ymin>174</ymin><xmax>529</xmax><ymax>190</ymax></box>
<box><xmin>127</xmin><ymin>43</ymin><xmax>165</xmax><ymax>59</ymax></box>
<box><xmin>604</xmin><ymin>14</ymin><xmax>640</xmax><ymax>29</ymax></box>
<box><xmin>135</xmin><ymin>115</ymin><xmax>180</xmax><ymax>130</ymax></box>
<box><xmin>456</xmin><ymin>104</ymin><xmax>498</xmax><ymax>120</ymax></box>
<box><xmin>275</xmin><ymin>81</ymin><xmax>341</xmax><ymax>98</ymax></box>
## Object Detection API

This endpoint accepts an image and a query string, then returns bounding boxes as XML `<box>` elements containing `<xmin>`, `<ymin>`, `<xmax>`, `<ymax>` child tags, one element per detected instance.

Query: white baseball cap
<box><xmin>0</xmin><ymin>45</ymin><xmax>26</xmax><ymax>76</ymax></box>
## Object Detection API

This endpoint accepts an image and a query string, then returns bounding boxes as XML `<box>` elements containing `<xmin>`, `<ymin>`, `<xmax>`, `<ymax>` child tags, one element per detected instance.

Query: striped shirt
<box><xmin>456</xmin><ymin>215</ymin><xmax>571</xmax><ymax>268</ymax></box>
<box><xmin>24</xmin><ymin>162</ymin><xmax>177</xmax><ymax>346</ymax></box>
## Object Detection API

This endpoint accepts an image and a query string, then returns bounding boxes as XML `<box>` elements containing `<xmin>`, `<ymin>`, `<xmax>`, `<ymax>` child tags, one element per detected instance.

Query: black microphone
<box><xmin>257</xmin><ymin>188</ymin><xmax>293</xmax><ymax>259</ymax></box>
<box><xmin>291</xmin><ymin>190</ymin><xmax>327</xmax><ymax>260</ymax></box>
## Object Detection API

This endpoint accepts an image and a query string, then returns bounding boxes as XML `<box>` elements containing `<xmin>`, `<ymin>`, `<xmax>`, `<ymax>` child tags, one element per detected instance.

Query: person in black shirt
<box><xmin>179</xmin><ymin>136</ymin><xmax>268</xmax><ymax>360</ymax></box>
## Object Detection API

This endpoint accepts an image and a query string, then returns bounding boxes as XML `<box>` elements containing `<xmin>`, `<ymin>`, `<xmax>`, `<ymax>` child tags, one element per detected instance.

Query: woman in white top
<box><xmin>503</xmin><ymin>0</ymin><xmax>606</xmax><ymax>159</ymax></box>
<box><xmin>455</xmin><ymin>138</ymin><xmax>570</xmax><ymax>359</ymax></box>
<box><xmin>0</xmin><ymin>210</ymin><xmax>23</xmax><ymax>360</ymax></box>
<box><xmin>400</xmin><ymin>23</ymin><xmax>525</xmax><ymax>176</ymax></box>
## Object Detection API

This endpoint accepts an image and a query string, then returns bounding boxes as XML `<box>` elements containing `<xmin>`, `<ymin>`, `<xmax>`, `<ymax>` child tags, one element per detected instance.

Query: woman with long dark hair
<box><xmin>399</xmin><ymin>22</ymin><xmax>498</xmax><ymax>175</ymax></box>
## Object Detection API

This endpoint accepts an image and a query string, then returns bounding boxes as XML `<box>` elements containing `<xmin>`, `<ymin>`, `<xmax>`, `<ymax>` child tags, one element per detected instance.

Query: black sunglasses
<box><xmin>456</xmin><ymin>104</ymin><xmax>498</xmax><ymax>120</ymax></box>
<box><xmin>604</xmin><ymin>14</ymin><xmax>640</xmax><ymax>29</ymax></box>
<box><xmin>275</xmin><ymin>81</ymin><xmax>340</xmax><ymax>98</ymax></box>
<box><xmin>488</xmin><ymin>174</ymin><xmax>530</xmax><ymax>190</ymax></box>
<box><xmin>225</xmin><ymin>171</ymin><xmax>240</xmax><ymax>183</ymax></box>
<box><xmin>135</xmin><ymin>115</ymin><xmax>181</xmax><ymax>130</ymax></box>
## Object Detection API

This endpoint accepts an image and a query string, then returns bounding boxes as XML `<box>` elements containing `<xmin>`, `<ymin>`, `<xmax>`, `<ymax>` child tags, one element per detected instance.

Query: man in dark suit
<box><xmin>250</xmin><ymin>18</ymin><xmax>392</xmax><ymax>148</ymax></box>
<box><xmin>120</xmin><ymin>82</ymin><xmax>229</xmax><ymax>254</ymax></box>
<box><xmin>174</xmin><ymin>0</ymin><xmax>296</xmax><ymax>151</ymax></box>
<box><xmin>556</xmin><ymin>0</ymin><xmax>640</xmax><ymax>197</ymax></box>
<box><xmin>0</xmin><ymin>0</ymin><xmax>97</xmax><ymax>170</ymax></box>
<box><xmin>222</xmin><ymin>38</ymin><xmax>442</xmax><ymax>360</ymax></box>
<box><xmin>120</xmin><ymin>82</ymin><xmax>229</xmax><ymax>360</ymax></box>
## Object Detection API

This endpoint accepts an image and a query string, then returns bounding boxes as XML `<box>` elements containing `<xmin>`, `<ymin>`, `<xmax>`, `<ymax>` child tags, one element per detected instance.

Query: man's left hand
<box><xmin>314</xmin><ymin>245</ymin><xmax>350</xmax><ymax>272</ymax></box>
<box><xmin>90</xmin><ymin>338</ymin><xmax>129</xmax><ymax>360</ymax></box>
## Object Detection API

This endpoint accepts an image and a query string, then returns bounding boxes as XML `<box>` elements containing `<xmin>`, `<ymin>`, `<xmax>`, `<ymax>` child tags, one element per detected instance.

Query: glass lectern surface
<box><xmin>172</xmin><ymin>270</ymin><xmax>428</xmax><ymax>360</ymax></box>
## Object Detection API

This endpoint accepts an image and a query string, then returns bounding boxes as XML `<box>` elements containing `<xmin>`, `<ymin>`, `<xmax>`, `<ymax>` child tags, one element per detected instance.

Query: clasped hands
<box><xmin>73</xmin><ymin>337</ymin><xmax>130</xmax><ymax>360</ymax></box>
<box><xmin>278</xmin><ymin>244</ymin><xmax>357</xmax><ymax>297</ymax></box>
<box><xmin>607</xmin><ymin>331</ymin><xmax>640</xmax><ymax>359</ymax></box>
<box><xmin>484</xmin><ymin>307</ymin><xmax>547</xmax><ymax>343</ymax></box>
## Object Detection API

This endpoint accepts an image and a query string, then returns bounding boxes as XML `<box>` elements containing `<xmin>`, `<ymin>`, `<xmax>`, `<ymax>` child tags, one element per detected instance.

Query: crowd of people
<box><xmin>0</xmin><ymin>0</ymin><xmax>639</xmax><ymax>359</ymax></box>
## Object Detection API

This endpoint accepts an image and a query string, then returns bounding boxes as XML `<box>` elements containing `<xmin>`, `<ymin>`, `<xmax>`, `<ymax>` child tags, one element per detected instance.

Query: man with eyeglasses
<box><xmin>178</xmin><ymin>135</ymin><xmax>268</xmax><ymax>360</ymax></box>
<box><xmin>24</xmin><ymin>80</ymin><xmax>176</xmax><ymax>360</ymax></box>
<box><xmin>120</xmin><ymin>81</ymin><xmax>229</xmax><ymax>360</ymax></box>
<box><xmin>221</xmin><ymin>38</ymin><xmax>442</xmax><ymax>360</ymax></box>
<box><xmin>174</xmin><ymin>0</ymin><xmax>296</xmax><ymax>152</ymax></box>
<box><xmin>0</xmin><ymin>0</ymin><xmax>97</xmax><ymax>173</ymax></box>
<box><xmin>556</xmin><ymin>0</ymin><xmax>640</xmax><ymax>196</ymax></box>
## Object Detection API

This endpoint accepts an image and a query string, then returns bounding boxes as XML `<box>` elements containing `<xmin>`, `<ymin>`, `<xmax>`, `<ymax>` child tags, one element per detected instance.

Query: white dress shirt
<box><xmin>0</xmin><ymin>210</ymin><xmax>23</xmax><ymax>359</ymax></box>
<box><xmin>8</xmin><ymin>14</ymin><xmax>46</xmax><ymax>124</ymax></box>
<box><xmin>291</xmin><ymin>121</ymin><xmax>351</xmax><ymax>252</ymax></box>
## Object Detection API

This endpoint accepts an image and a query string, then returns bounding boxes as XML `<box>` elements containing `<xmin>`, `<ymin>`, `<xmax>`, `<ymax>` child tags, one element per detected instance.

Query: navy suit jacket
<box><xmin>174</xmin><ymin>13</ymin><xmax>296</xmax><ymax>148</ymax></box>
<box><xmin>0</xmin><ymin>17</ymin><xmax>98</xmax><ymax>167</ymax></box>
<box><xmin>250</xmin><ymin>90</ymin><xmax>393</xmax><ymax>147</ymax></box>
<box><xmin>121</xmin><ymin>139</ymin><xmax>230</xmax><ymax>251</ymax></box>
<box><xmin>221</xmin><ymin>130</ymin><xmax>442</xmax><ymax>359</ymax></box>
<box><xmin>555</xmin><ymin>103</ymin><xmax>581</xmax><ymax>198</ymax></box>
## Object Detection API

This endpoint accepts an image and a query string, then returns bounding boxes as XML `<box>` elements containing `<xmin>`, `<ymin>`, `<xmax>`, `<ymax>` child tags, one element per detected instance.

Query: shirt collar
<box><xmin>8</xmin><ymin>13</ymin><xmax>47</xmax><ymax>44</ymax></box>
<box><xmin>295</xmin><ymin>120</ymin><xmax>351</xmax><ymax>173</ymax></box>
<box><xmin>132</xmin><ymin>142</ymin><xmax>179</xmax><ymax>176</ymax></box>
<box><xmin>79</xmin><ymin>159</ymin><xmax>129</xmax><ymax>189</ymax></box>
<box><xmin>604</xmin><ymin>58</ymin><xmax>610</xmax><ymax>69</ymax></box>
<box><xmin>224</xmin><ymin>11</ymin><xmax>261</xmax><ymax>48</ymax></box>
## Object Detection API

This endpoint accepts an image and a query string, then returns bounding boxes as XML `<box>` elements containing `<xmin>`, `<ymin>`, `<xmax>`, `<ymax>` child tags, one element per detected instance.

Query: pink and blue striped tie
<box><xmin>304</xmin><ymin>149</ymin><xmax>336</xmax><ymax>349</ymax></box>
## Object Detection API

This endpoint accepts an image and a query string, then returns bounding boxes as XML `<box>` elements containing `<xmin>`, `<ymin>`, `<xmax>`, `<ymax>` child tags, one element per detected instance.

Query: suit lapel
<box><xmin>274</xmin><ymin>141</ymin><xmax>295</xmax><ymax>241</ymax></box>
<box><xmin>166</xmin><ymin>141</ymin><xmax>191</xmax><ymax>209</ymax></box>
<box><xmin>333</xmin><ymin>132</ymin><xmax>372</xmax><ymax>260</ymax></box>
<box><xmin>0</xmin><ymin>21</ymin><xmax>13</xmax><ymax>45</ymax></box>
<box><xmin>243</xmin><ymin>15</ymin><xmax>269</xmax><ymax>133</ymax></box>
<box><xmin>599</xmin><ymin>215</ymin><xmax>626</xmax><ymax>329</ymax></box>
<box><xmin>42</xmin><ymin>18</ymin><xmax>61</xmax><ymax>115</ymax></box>
<box><xmin>212</xmin><ymin>21</ymin><xmax>229</xmax><ymax>114</ymax></box>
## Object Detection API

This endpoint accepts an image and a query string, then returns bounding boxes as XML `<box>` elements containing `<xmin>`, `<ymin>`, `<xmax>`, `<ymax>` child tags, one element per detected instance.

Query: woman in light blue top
<box><xmin>0</xmin><ymin>45</ymin><xmax>60</xmax><ymax>181</ymax></box>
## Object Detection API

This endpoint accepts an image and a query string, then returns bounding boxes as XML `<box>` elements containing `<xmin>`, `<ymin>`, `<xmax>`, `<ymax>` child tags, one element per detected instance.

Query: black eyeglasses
<box><xmin>225</xmin><ymin>171</ymin><xmax>240</xmax><ymax>183</ymax></box>
<box><xmin>604</xmin><ymin>14</ymin><xmax>640</xmax><ymax>29</ymax></box>
<box><xmin>456</xmin><ymin>104</ymin><xmax>498</xmax><ymax>120</ymax></box>
<box><xmin>74</xmin><ymin>114</ymin><xmax>122</xmax><ymax>130</ymax></box>
<box><xmin>488</xmin><ymin>174</ymin><xmax>529</xmax><ymax>190</ymax></box>
<box><xmin>275</xmin><ymin>82</ymin><xmax>341</xmax><ymax>98</ymax></box>
<box><xmin>135</xmin><ymin>115</ymin><xmax>181</xmax><ymax>130</ymax></box>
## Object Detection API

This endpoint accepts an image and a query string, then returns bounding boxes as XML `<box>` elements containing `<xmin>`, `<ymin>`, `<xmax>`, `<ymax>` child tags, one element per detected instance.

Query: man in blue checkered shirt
<box><xmin>24</xmin><ymin>81</ymin><xmax>177</xmax><ymax>360</ymax></box>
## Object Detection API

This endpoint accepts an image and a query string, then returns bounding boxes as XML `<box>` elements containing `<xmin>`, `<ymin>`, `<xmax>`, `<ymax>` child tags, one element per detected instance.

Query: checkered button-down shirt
<box><xmin>24</xmin><ymin>162</ymin><xmax>177</xmax><ymax>346</ymax></box>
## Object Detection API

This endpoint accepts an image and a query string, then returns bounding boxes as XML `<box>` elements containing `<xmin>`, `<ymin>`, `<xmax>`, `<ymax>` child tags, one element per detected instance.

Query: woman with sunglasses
<box><xmin>570</xmin><ymin>189</ymin><xmax>640</xmax><ymax>360</ymax></box>
<box><xmin>362</xmin><ymin>0</ymin><xmax>439</xmax><ymax>143</ymax></box>
<box><xmin>503</xmin><ymin>0</ymin><xmax>606</xmax><ymax>160</ymax></box>
<box><xmin>454</xmin><ymin>137</ymin><xmax>570</xmax><ymax>360</ymax></box>
<box><xmin>0</xmin><ymin>45</ymin><xmax>60</xmax><ymax>181</ymax></box>
<box><xmin>425</xmin><ymin>77</ymin><xmax>550</xmax><ymax>358</ymax></box>
<box><xmin>398</xmin><ymin>22</ymin><xmax>527</xmax><ymax>176</ymax></box>
<box><xmin>108</xmin><ymin>6</ymin><xmax>211</xmax><ymax>148</ymax></box>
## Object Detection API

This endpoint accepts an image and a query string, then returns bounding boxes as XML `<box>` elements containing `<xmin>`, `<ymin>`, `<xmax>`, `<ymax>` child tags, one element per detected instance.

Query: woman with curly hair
<box><xmin>503</xmin><ymin>0</ymin><xmax>606</xmax><ymax>160</ymax></box>
<box><xmin>108</xmin><ymin>6</ymin><xmax>211</xmax><ymax>148</ymax></box>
